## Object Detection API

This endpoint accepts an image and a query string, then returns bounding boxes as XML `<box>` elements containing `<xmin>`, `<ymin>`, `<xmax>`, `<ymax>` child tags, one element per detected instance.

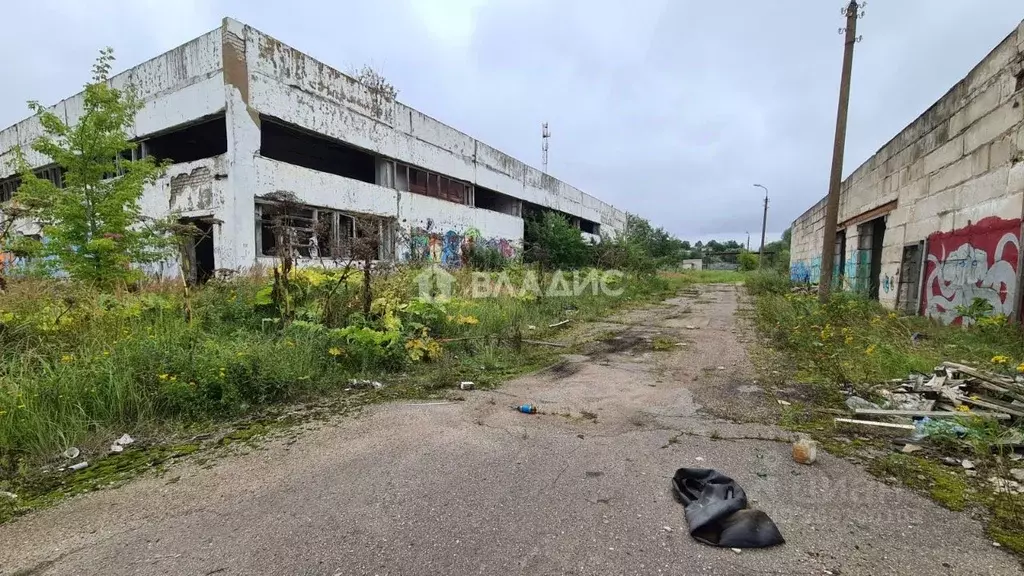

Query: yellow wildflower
<box><xmin>991</xmin><ymin>355</ymin><xmax>1010</xmax><ymax>365</ymax></box>
<box><xmin>60</xmin><ymin>354</ymin><xmax>74</xmax><ymax>364</ymax></box>
<box><xmin>1017</xmin><ymin>363</ymin><xmax>1024</xmax><ymax>374</ymax></box>
<box><xmin>845</xmin><ymin>335</ymin><xmax>853</xmax><ymax>345</ymax></box>
<box><xmin>328</xmin><ymin>346</ymin><xmax>343</xmax><ymax>357</ymax></box>
<box><xmin>865</xmin><ymin>344</ymin><xmax>877</xmax><ymax>355</ymax></box>
<box><xmin>456</xmin><ymin>315</ymin><xmax>479</xmax><ymax>325</ymax></box>
<box><xmin>955</xmin><ymin>405</ymin><xmax>971</xmax><ymax>413</ymax></box>
<box><xmin>158</xmin><ymin>373</ymin><xmax>169</xmax><ymax>380</ymax></box>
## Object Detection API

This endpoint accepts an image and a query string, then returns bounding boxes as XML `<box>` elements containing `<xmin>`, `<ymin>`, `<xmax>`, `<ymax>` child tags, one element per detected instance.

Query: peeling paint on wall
<box><xmin>922</xmin><ymin>216</ymin><xmax>1020</xmax><ymax>324</ymax></box>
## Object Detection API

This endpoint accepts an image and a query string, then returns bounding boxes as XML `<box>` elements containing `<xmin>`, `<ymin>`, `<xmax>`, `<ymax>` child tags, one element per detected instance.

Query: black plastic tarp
<box><xmin>671</xmin><ymin>468</ymin><xmax>785</xmax><ymax>548</ymax></box>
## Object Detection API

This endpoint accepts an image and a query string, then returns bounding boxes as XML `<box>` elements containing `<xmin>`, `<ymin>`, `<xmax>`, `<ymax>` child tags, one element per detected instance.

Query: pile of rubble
<box><xmin>840</xmin><ymin>361</ymin><xmax>1024</xmax><ymax>429</ymax></box>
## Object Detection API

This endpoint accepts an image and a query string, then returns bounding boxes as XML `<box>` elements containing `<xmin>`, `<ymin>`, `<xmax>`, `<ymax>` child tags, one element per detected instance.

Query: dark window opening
<box><xmin>474</xmin><ymin>185</ymin><xmax>522</xmax><ymax>216</ymax></box>
<box><xmin>260</xmin><ymin>118</ymin><xmax>376</xmax><ymax>184</ymax></box>
<box><xmin>580</xmin><ymin>219</ymin><xmax>600</xmax><ymax>235</ymax></box>
<box><xmin>179</xmin><ymin>218</ymin><xmax>215</xmax><ymax>285</ymax></box>
<box><xmin>143</xmin><ymin>115</ymin><xmax>227</xmax><ymax>164</ymax></box>
<box><xmin>1016</xmin><ymin>70</ymin><xmax>1024</xmax><ymax>93</ymax></box>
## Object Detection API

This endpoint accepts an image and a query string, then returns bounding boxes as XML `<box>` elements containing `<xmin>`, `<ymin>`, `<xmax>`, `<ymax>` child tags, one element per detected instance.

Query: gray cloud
<box><xmin>2</xmin><ymin>0</ymin><xmax>1022</xmax><ymax>244</ymax></box>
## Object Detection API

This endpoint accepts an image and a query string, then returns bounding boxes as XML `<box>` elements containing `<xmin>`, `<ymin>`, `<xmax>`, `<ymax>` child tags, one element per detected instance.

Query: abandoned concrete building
<box><xmin>0</xmin><ymin>18</ymin><xmax>626</xmax><ymax>280</ymax></box>
<box><xmin>789</xmin><ymin>19</ymin><xmax>1024</xmax><ymax>324</ymax></box>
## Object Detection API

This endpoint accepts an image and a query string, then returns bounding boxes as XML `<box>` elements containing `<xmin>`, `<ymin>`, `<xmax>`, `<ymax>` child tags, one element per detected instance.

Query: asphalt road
<box><xmin>1</xmin><ymin>285</ymin><xmax>1020</xmax><ymax>575</ymax></box>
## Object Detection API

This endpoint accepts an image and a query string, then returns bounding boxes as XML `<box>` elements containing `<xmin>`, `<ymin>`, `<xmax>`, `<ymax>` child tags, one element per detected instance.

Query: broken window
<box><xmin>580</xmin><ymin>219</ymin><xmax>600</xmax><ymax>235</ymax></box>
<box><xmin>260</xmin><ymin>117</ymin><xmax>376</xmax><ymax>184</ymax></box>
<box><xmin>256</xmin><ymin>200</ymin><xmax>391</xmax><ymax>261</ymax></box>
<box><xmin>474</xmin><ymin>185</ymin><xmax>522</xmax><ymax>216</ymax></box>
<box><xmin>142</xmin><ymin>115</ymin><xmax>227</xmax><ymax>164</ymax></box>
<box><xmin>0</xmin><ymin>164</ymin><xmax>67</xmax><ymax>201</ymax></box>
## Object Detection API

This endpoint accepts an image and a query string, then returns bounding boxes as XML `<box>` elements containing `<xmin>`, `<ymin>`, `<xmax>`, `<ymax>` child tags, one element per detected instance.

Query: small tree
<box><xmin>524</xmin><ymin>211</ymin><xmax>589</xmax><ymax>270</ymax></box>
<box><xmin>14</xmin><ymin>48</ymin><xmax>168</xmax><ymax>287</ymax></box>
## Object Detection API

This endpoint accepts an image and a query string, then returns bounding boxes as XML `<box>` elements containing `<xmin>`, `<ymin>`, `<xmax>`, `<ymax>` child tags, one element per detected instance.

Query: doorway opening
<box><xmin>896</xmin><ymin>242</ymin><xmax>924</xmax><ymax>314</ymax></box>
<box><xmin>857</xmin><ymin>217</ymin><xmax>887</xmax><ymax>300</ymax></box>
<box><xmin>180</xmin><ymin>218</ymin><xmax>215</xmax><ymax>285</ymax></box>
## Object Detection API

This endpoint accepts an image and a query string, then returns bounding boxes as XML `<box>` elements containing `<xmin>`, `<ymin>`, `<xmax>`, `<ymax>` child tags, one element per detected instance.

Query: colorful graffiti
<box><xmin>921</xmin><ymin>216</ymin><xmax>1020</xmax><ymax>325</ymax></box>
<box><xmin>407</xmin><ymin>225</ymin><xmax>518</xmax><ymax>267</ymax></box>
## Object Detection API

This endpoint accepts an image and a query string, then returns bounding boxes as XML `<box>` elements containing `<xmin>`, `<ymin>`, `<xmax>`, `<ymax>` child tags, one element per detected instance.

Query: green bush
<box><xmin>524</xmin><ymin>211</ymin><xmax>590</xmax><ymax>270</ymax></box>
<box><xmin>738</xmin><ymin>252</ymin><xmax>759</xmax><ymax>271</ymax></box>
<box><xmin>745</xmin><ymin>269</ymin><xmax>791</xmax><ymax>296</ymax></box>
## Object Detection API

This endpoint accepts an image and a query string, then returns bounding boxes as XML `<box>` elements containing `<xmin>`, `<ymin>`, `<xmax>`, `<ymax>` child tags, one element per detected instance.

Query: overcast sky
<box><xmin>3</xmin><ymin>1</ymin><xmax>1023</xmax><ymax>244</ymax></box>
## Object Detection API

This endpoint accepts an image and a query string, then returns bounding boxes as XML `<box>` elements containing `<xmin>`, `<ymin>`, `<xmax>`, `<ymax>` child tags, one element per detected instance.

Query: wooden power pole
<box><xmin>818</xmin><ymin>0</ymin><xmax>863</xmax><ymax>303</ymax></box>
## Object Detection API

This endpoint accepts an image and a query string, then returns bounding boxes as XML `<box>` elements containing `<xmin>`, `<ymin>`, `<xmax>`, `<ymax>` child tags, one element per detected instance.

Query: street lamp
<box><xmin>753</xmin><ymin>184</ymin><xmax>769</xmax><ymax>269</ymax></box>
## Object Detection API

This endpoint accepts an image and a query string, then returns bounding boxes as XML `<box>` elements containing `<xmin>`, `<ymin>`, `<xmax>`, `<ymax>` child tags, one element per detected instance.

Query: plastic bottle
<box><xmin>517</xmin><ymin>404</ymin><xmax>537</xmax><ymax>414</ymax></box>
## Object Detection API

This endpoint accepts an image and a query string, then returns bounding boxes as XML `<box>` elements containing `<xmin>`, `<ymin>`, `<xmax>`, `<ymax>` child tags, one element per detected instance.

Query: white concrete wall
<box><xmin>0</xmin><ymin>29</ymin><xmax>224</xmax><ymax>178</ymax></box>
<box><xmin>238</xmin><ymin>20</ymin><xmax>625</xmax><ymax>238</ymax></box>
<box><xmin>789</xmin><ymin>20</ymin><xmax>1024</xmax><ymax>318</ymax></box>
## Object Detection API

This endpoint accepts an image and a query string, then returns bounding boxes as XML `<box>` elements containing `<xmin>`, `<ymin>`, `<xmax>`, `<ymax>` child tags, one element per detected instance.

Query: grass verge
<box><xmin>746</xmin><ymin>270</ymin><xmax>1024</xmax><ymax>552</ymax></box>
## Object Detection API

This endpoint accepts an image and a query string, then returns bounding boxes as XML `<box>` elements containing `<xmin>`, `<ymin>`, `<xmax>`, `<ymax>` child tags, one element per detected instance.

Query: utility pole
<box><xmin>541</xmin><ymin>122</ymin><xmax>551</xmax><ymax>173</ymax></box>
<box><xmin>746</xmin><ymin>231</ymin><xmax>750</xmax><ymax>251</ymax></box>
<box><xmin>818</xmin><ymin>0</ymin><xmax>863</xmax><ymax>302</ymax></box>
<box><xmin>754</xmin><ymin>184</ymin><xmax>769</xmax><ymax>269</ymax></box>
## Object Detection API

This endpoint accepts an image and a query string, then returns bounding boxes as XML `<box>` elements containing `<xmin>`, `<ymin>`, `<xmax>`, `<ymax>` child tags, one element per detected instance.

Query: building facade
<box><xmin>0</xmin><ymin>18</ymin><xmax>627</xmax><ymax>279</ymax></box>
<box><xmin>789</xmin><ymin>19</ymin><xmax>1024</xmax><ymax>324</ymax></box>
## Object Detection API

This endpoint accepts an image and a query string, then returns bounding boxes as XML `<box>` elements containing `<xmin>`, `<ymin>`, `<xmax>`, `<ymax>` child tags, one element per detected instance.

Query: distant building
<box><xmin>0</xmin><ymin>18</ymin><xmax>626</xmax><ymax>279</ymax></box>
<box><xmin>789</xmin><ymin>19</ymin><xmax>1024</xmax><ymax>324</ymax></box>
<box><xmin>682</xmin><ymin>258</ymin><xmax>703</xmax><ymax>270</ymax></box>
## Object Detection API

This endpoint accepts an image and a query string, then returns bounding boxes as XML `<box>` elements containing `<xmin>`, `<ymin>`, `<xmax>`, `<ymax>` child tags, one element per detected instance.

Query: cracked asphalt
<box><xmin>1</xmin><ymin>284</ymin><xmax>1021</xmax><ymax>575</ymax></box>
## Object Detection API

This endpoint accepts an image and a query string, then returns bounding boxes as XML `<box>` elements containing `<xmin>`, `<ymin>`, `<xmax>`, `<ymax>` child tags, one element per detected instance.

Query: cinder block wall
<box><xmin>789</xmin><ymin>20</ymin><xmax>1024</xmax><ymax>322</ymax></box>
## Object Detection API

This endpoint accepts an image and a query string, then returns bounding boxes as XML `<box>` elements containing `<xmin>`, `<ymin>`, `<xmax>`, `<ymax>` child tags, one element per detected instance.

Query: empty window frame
<box><xmin>142</xmin><ymin>115</ymin><xmax>228</xmax><ymax>164</ymax></box>
<box><xmin>395</xmin><ymin>162</ymin><xmax>468</xmax><ymax>205</ymax></box>
<box><xmin>256</xmin><ymin>201</ymin><xmax>390</xmax><ymax>261</ymax></box>
<box><xmin>580</xmin><ymin>219</ymin><xmax>600</xmax><ymax>235</ymax></box>
<box><xmin>260</xmin><ymin>117</ymin><xmax>376</xmax><ymax>184</ymax></box>
<box><xmin>473</xmin><ymin>185</ymin><xmax>522</xmax><ymax>216</ymax></box>
<box><xmin>0</xmin><ymin>164</ymin><xmax>66</xmax><ymax>201</ymax></box>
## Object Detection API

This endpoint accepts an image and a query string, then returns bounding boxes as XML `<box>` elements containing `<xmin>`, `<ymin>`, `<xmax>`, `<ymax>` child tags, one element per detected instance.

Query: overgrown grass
<box><xmin>749</xmin><ymin>274</ymin><xmax>1024</xmax><ymax>552</ymax></box>
<box><xmin>0</xmin><ymin>266</ymin><xmax>681</xmax><ymax>476</ymax></box>
<box><xmin>663</xmin><ymin>269</ymin><xmax>746</xmax><ymax>284</ymax></box>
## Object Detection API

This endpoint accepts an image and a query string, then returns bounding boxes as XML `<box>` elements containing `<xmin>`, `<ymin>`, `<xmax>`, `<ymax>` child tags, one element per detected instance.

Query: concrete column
<box><xmin>221</xmin><ymin>18</ymin><xmax>261</xmax><ymax>271</ymax></box>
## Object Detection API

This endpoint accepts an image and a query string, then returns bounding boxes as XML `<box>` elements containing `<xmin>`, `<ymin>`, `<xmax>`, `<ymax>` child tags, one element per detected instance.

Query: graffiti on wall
<box><xmin>922</xmin><ymin>216</ymin><xmax>1020</xmax><ymax>325</ymax></box>
<box><xmin>406</xmin><ymin>223</ymin><xmax>517</xmax><ymax>267</ymax></box>
<box><xmin>790</xmin><ymin>258</ymin><xmax>821</xmax><ymax>284</ymax></box>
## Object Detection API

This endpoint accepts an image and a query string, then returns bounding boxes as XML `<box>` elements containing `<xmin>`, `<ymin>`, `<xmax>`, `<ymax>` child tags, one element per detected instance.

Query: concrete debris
<box><xmin>110</xmin><ymin>444</ymin><xmax>124</xmax><ymax>454</ymax></box>
<box><xmin>731</xmin><ymin>548</ymin><xmax>742</xmax><ymax>554</ymax></box>
<box><xmin>66</xmin><ymin>462</ymin><xmax>89</xmax><ymax>472</ymax></box>
<box><xmin>845</xmin><ymin>396</ymin><xmax>881</xmax><ymax>412</ymax></box>
<box><xmin>989</xmin><ymin>477</ymin><xmax>1024</xmax><ymax>495</ymax></box>
<box><xmin>527</xmin><ymin>325</ymin><xmax>537</xmax><ymax>330</ymax></box>
<box><xmin>662</xmin><ymin>526</ymin><xmax>673</xmax><ymax>532</ymax></box>
<box><xmin>115</xmin><ymin>434</ymin><xmax>135</xmax><ymax>446</ymax></box>
<box><xmin>846</xmin><ymin>363</ymin><xmax>1024</xmax><ymax>432</ymax></box>
<box><xmin>458</xmin><ymin>381</ymin><xmax>475</xmax><ymax>390</ymax></box>
<box><xmin>901</xmin><ymin>444</ymin><xmax>923</xmax><ymax>454</ymax></box>
<box><xmin>717</xmin><ymin>366</ymin><xmax>726</xmax><ymax>371</ymax></box>
<box><xmin>792</xmin><ymin>437</ymin><xmax>818</xmax><ymax>465</ymax></box>
<box><xmin>62</xmin><ymin>447</ymin><xmax>80</xmax><ymax>459</ymax></box>
<box><xmin>962</xmin><ymin>459</ymin><xmax>976</xmax><ymax>470</ymax></box>
<box><xmin>777</xmin><ymin>399</ymin><xmax>792</xmax><ymax>406</ymax></box>
<box><xmin>685</xmin><ymin>325</ymin><xmax>698</xmax><ymax>330</ymax></box>
<box><xmin>1009</xmin><ymin>468</ymin><xmax>1024</xmax><ymax>482</ymax></box>
<box><xmin>348</xmin><ymin>379</ymin><xmax>384</xmax><ymax>390</ymax></box>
